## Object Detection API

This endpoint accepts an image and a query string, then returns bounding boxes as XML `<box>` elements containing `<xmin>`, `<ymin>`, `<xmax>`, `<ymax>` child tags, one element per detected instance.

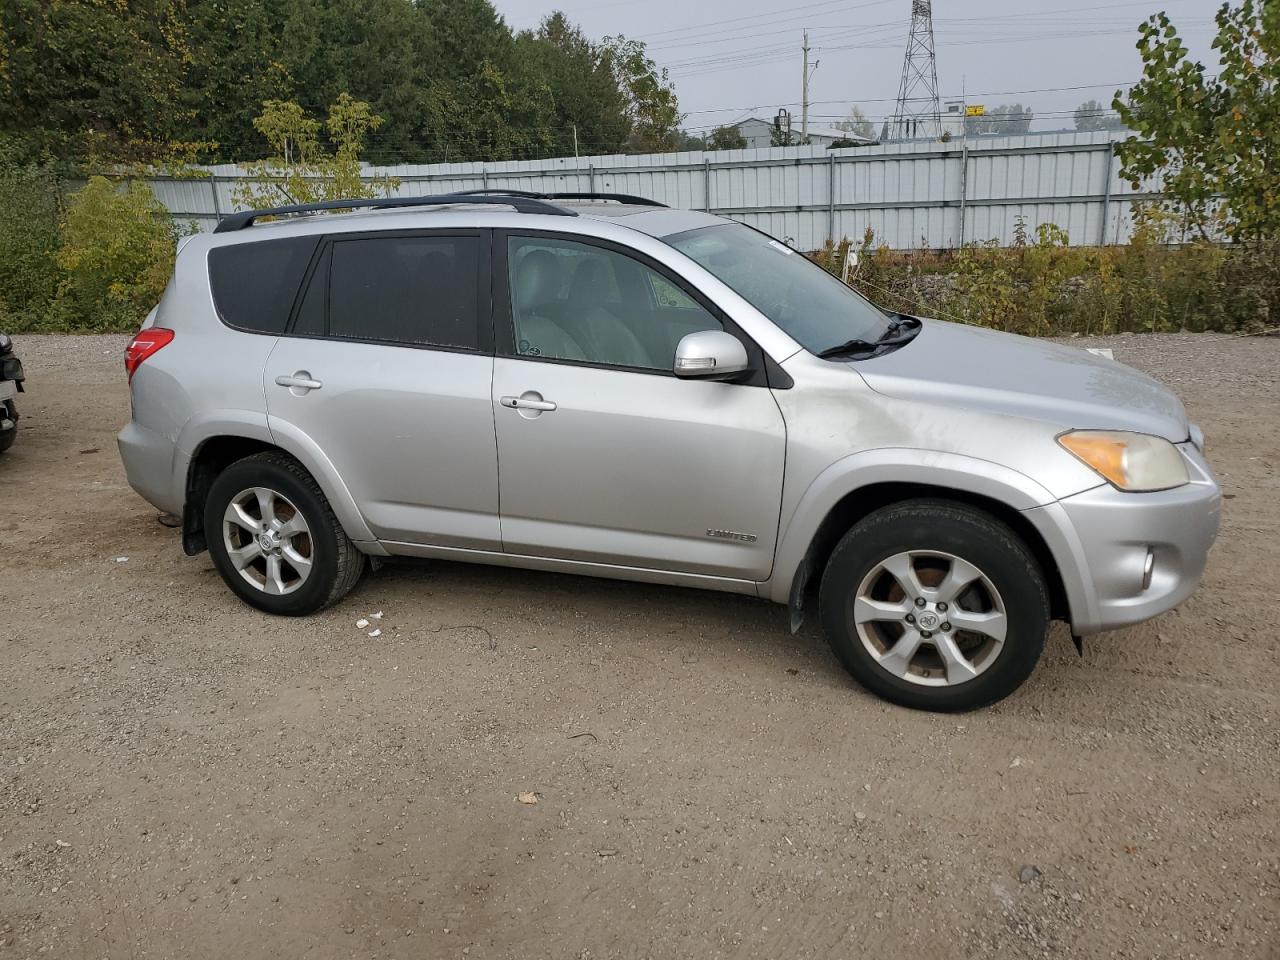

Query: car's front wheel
<box><xmin>205</xmin><ymin>452</ymin><xmax>365</xmax><ymax>615</ymax></box>
<box><xmin>819</xmin><ymin>499</ymin><xmax>1049</xmax><ymax>711</ymax></box>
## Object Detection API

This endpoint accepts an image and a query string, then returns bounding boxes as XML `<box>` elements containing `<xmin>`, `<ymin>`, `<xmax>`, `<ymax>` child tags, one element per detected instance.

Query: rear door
<box><xmin>491</xmin><ymin>231</ymin><xmax>787</xmax><ymax>581</ymax></box>
<box><xmin>265</xmin><ymin>228</ymin><xmax>501</xmax><ymax>549</ymax></box>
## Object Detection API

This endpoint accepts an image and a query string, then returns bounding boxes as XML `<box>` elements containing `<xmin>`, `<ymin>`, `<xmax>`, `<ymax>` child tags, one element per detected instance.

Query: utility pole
<box><xmin>801</xmin><ymin>29</ymin><xmax>810</xmax><ymax>143</ymax></box>
<box><xmin>572</xmin><ymin>124</ymin><xmax>579</xmax><ymax>158</ymax></box>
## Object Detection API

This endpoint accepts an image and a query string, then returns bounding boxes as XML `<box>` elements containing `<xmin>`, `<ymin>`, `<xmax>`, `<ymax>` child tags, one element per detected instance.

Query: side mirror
<box><xmin>673</xmin><ymin>330</ymin><xmax>750</xmax><ymax>380</ymax></box>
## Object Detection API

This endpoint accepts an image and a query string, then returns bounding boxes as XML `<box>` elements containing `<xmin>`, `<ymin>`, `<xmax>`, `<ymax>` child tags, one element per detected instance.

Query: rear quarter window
<box><xmin>208</xmin><ymin>236</ymin><xmax>320</xmax><ymax>334</ymax></box>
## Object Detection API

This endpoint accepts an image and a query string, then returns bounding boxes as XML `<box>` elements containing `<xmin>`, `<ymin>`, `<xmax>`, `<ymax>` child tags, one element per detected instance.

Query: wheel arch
<box><xmin>768</xmin><ymin>451</ymin><xmax>1070</xmax><ymax>628</ymax></box>
<box><xmin>178</xmin><ymin>424</ymin><xmax>378</xmax><ymax>555</ymax></box>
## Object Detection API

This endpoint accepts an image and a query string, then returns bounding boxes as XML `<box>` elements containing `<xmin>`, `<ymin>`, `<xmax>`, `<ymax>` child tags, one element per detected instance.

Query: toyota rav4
<box><xmin>118</xmin><ymin>192</ymin><xmax>1221</xmax><ymax>711</ymax></box>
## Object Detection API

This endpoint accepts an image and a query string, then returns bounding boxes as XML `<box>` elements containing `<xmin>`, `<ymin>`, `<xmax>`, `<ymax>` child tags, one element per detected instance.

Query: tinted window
<box><xmin>329</xmin><ymin>236</ymin><xmax>479</xmax><ymax>349</ymax></box>
<box><xmin>208</xmin><ymin>236</ymin><xmax>319</xmax><ymax>334</ymax></box>
<box><xmin>507</xmin><ymin>236</ymin><xmax>720</xmax><ymax>370</ymax></box>
<box><xmin>292</xmin><ymin>246</ymin><xmax>328</xmax><ymax>337</ymax></box>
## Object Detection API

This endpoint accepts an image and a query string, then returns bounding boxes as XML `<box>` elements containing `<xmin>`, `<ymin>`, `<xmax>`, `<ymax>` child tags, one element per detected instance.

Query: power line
<box><xmin>634</xmin><ymin>0</ymin><xmax>895</xmax><ymax>42</ymax></box>
<box><xmin>641</xmin><ymin>0</ymin><xmax>1204</xmax><ymax>50</ymax></box>
<box><xmin>663</xmin><ymin>23</ymin><xmax>1178</xmax><ymax>78</ymax></box>
<box><xmin>680</xmin><ymin>79</ymin><xmax>1141</xmax><ymax>116</ymax></box>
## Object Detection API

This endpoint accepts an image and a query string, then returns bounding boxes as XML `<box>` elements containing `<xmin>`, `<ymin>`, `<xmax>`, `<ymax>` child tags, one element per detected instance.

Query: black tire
<box><xmin>819</xmin><ymin>498</ymin><xmax>1049</xmax><ymax>712</ymax></box>
<box><xmin>205</xmin><ymin>451</ymin><xmax>365</xmax><ymax>615</ymax></box>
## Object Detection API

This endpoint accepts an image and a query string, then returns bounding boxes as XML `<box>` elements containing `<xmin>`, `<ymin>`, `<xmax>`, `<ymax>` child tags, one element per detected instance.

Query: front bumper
<box><xmin>1024</xmin><ymin>443</ymin><xmax>1221</xmax><ymax>635</ymax></box>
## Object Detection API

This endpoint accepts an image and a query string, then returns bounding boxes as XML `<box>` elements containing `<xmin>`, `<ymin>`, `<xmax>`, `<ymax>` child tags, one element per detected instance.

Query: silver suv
<box><xmin>118</xmin><ymin>192</ymin><xmax>1221</xmax><ymax>711</ymax></box>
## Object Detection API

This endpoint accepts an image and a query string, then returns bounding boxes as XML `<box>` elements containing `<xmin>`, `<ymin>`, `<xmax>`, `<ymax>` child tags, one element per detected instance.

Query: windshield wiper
<box><xmin>817</xmin><ymin>338</ymin><xmax>882</xmax><ymax>358</ymax></box>
<box><xmin>818</xmin><ymin>317</ymin><xmax>920</xmax><ymax>359</ymax></box>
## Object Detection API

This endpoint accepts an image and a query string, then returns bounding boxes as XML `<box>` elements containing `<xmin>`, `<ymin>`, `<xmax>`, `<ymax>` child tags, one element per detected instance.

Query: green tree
<box><xmin>0</xmin><ymin>0</ymin><xmax>193</xmax><ymax>164</ymax></box>
<box><xmin>835</xmin><ymin>105</ymin><xmax>875</xmax><ymax>139</ymax></box>
<box><xmin>515</xmin><ymin>13</ymin><xmax>631</xmax><ymax>157</ymax></box>
<box><xmin>673</xmin><ymin>130</ymin><xmax>708</xmax><ymax>151</ymax></box>
<box><xmin>603</xmin><ymin>35</ymin><xmax>682</xmax><ymax>153</ymax></box>
<box><xmin>176</xmin><ymin>0</ymin><xmax>295</xmax><ymax>161</ymax></box>
<box><xmin>1073</xmin><ymin>99</ymin><xmax>1127</xmax><ymax>132</ymax></box>
<box><xmin>233</xmin><ymin>95</ymin><xmax>394</xmax><ymax>208</ymax></box>
<box><xmin>53</xmin><ymin>177</ymin><xmax>177</xmax><ymax>331</ymax></box>
<box><xmin>410</xmin><ymin>0</ymin><xmax>556</xmax><ymax>161</ymax></box>
<box><xmin>0</xmin><ymin>161</ymin><xmax>63</xmax><ymax>328</ymax></box>
<box><xmin>1114</xmin><ymin>0</ymin><xmax>1279</xmax><ymax>242</ymax></box>
<box><xmin>278</xmin><ymin>0</ymin><xmax>433</xmax><ymax>162</ymax></box>
<box><xmin>707</xmin><ymin>125</ymin><xmax>747</xmax><ymax>150</ymax></box>
<box><xmin>965</xmin><ymin>103</ymin><xmax>1034</xmax><ymax>136</ymax></box>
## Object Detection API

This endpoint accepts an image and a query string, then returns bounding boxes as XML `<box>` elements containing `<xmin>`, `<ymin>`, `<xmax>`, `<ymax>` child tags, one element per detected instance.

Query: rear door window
<box><xmin>291</xmin><ymin>246</ymin><xmax>329</xmax><ymax>338</ymax></box>
<box><xmin>208</xmin><ymin>236</ymin><xmax>319</xmax><ymax>334</ymax></box>
<box><xmin>327</xmin><ymin>235</ymin><xmax>480</xmax><ymax>350</ymax></box>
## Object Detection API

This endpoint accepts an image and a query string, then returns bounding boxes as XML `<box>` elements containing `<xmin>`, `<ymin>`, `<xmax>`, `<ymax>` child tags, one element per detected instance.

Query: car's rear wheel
<box><xmin>205</xmin><ymin>452</ymin><xmax>364</xmax><ymax>615</ymax></box>
<box><xmin>819</xmin><ymin>499</ymin><xmax>1049</xmax><ymax>711</ymax></box>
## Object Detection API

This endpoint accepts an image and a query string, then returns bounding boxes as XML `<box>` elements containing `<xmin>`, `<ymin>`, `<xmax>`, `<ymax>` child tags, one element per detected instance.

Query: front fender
<box><xmin>763</xmin><ymin>447</ymin><xmax>1059</xmax><ymax>605</ymax></box>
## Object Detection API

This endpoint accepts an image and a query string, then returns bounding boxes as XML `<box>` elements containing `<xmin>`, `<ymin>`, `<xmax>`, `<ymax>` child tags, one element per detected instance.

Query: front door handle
<box><xmin>500</xmin><ymin>394</ymin><xmax>557</xmax><ymax>412</ymax></box>
<box><xmin>275</xmin><ymin>371</ymin><xmax>323</xmax><ymax>393</ymax></box>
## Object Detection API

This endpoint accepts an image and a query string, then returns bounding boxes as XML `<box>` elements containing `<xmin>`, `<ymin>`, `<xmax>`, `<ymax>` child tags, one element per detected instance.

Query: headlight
<box><xmin>0</xmin><ymin>333</ymin><xmax>10</xmax><ymax>352</ymax></box>
<box><xmin>1057</xmin><ymin>430</ymin><xmax>1189</xmax><ymax>492</ymax></box>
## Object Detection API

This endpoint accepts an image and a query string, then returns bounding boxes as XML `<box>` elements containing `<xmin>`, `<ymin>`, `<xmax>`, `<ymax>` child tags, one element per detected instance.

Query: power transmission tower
<box><xmin>891</xmin><ymin>0</ymin><xmax>941</xmax><ymax>140</ymax></box>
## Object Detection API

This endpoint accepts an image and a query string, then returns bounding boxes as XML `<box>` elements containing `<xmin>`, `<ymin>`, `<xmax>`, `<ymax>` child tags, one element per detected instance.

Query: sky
<box><xmin>490</xmin><ymin>0</ymin><xmax>1222</xmax><ymax>138</ymax></box>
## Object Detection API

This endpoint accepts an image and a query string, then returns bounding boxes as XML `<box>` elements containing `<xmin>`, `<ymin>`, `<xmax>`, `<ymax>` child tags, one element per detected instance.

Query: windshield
<box><xmin>665</xmin><ymin>223</ymin><xmax>891</xmax><ymax>353</ymax></box>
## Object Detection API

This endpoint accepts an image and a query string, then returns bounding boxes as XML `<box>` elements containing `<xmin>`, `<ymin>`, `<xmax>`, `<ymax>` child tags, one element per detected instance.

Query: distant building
<box><xmin>941</xmin><ymin>99</ymin><xmax>966</xmax><ymax>139</ymax></box>
<box><xmin>725</xmin><ymin>117</ymin><xmax>875</xmax><ymax>149</ymax></box>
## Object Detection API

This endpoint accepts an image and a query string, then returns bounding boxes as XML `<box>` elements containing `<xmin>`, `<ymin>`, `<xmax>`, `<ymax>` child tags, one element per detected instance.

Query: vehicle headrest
<box><xmin>516</xmin><ymin>249</ymin><xmax>561</xmax><ymax>307</ymax></box>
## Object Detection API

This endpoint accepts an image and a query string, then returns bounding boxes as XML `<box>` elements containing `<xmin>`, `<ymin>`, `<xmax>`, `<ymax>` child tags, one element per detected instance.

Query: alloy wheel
<box><xmin>222</xmin><ymin>486</ymin><xmax>314</xmax><ymax>596</ymax></box>
<box><xmin>850</xmin><ymin>550</ymin><xmax>1007</xmax><ymax>687</ymax></box>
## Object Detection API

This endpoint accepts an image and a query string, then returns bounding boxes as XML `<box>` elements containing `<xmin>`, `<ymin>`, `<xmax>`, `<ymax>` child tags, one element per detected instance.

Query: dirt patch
<box><xmin>1</xmin><ymin>332</ymin><xmax>1277</xmax><ymax>959</ymax></box>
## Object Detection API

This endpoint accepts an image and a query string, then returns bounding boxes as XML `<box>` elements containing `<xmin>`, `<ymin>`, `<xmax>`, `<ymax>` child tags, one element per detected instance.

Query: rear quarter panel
<box><xmin>129</xmin><ymin>234</ymin><xmax>284</xmax><ymax>521</ymax></box>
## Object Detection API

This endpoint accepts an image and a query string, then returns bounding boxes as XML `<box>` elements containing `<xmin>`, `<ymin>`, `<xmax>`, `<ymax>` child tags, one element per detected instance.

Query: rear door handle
<box><xmin>500</xmin><ymin>395</ymin><xmax>557</xmax><ymax>412</ymax></box>
<box><xmin>275</xmin><ymin>371</ymin><xmax>323</xmax><ymax>392</ymax></box>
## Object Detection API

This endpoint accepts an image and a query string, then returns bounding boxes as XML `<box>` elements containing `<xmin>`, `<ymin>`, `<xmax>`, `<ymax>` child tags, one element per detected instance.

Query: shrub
<box><xmin>0</xmin><ymin>164</ymin><xmax>65</xmax><ymax>330</ymax></box>
<box><xmin>51</xmin><ymin>177</ymin><xmax>177</xmax><ymax>332</ymax></box>
<box><xmin>816</xmin><ymin>222</ymin><xmax>1271</xmax><ymax>337</ymax></box>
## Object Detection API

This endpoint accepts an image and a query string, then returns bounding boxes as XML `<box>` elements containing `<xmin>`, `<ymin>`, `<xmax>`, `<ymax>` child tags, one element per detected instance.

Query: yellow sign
<box><xmin>965</xmin><ymin>104</ymin><xmax>985</xmax><ymax>117</ymax></box>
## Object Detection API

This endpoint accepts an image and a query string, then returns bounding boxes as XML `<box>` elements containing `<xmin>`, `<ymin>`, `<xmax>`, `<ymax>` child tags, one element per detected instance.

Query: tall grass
<box><xmin>812</xmin><ymin>216</ymin><xmax>1273</xmax><ymax>336</ymax></box>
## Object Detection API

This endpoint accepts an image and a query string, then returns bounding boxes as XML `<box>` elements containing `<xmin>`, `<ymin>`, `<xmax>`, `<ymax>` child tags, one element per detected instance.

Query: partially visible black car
<box><xmin>0</xmin><ymin>333</ymin><xmax>24</xmax><ymax>453</ymax></box>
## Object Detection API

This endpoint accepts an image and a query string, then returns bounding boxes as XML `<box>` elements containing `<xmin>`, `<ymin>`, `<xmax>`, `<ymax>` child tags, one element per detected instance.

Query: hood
<box><xmin>854</xmin><ymin>319</ymin><xmax>1190</xmax><ymax>442</ymax></box>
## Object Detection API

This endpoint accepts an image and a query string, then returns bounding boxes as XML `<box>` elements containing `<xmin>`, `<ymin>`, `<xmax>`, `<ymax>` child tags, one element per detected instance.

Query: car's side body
<box><xmin>118</xmin><ymin>200</ymin><xmax>1220</xmax><ymax>661</ymax></box>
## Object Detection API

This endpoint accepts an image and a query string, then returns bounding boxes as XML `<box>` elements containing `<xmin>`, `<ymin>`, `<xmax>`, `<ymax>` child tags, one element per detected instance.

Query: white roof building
<box><xmin>725</xmin><ymin>117</ymin><xmax>876</xmax><ymax>149</ymax></box>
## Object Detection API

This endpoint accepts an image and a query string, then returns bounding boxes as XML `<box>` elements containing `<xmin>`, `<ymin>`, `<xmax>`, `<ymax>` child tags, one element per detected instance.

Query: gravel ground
<box><xmin>1</xmin><ymin>332</ymin><xmax>1277</xmax><ymax>959</ymax></box>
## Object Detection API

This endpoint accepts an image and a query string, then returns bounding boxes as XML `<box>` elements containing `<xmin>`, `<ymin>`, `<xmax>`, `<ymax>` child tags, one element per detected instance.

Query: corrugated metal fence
<box><xmin>149</xmin><ymin>130</ymin><xmax>1157</xmax><ymax>250</ymax></box>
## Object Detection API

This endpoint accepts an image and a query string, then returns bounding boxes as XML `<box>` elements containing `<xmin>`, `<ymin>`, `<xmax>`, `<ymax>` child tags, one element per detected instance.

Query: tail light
<box><xmin>125</xmin><ymin>328</ymin><xmax>174</xmax><ymax>382</ymax></box>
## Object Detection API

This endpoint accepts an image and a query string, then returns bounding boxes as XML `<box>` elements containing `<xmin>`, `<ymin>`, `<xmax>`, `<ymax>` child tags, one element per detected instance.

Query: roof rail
<box><xmin>453</xmin><ymin>189</ymin><xmax>668</xmax><ymax>208</ymax></box>
<box><xmin>213</xmin><ymin>192</ymin><xmax>577</xmax><ymax>233</ymax></box>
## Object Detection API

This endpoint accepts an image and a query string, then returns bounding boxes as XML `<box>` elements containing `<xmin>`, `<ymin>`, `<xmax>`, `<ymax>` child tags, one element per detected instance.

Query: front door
<box><xmin>265</xmin><ymin>229</ymin><xmax>501</xmax><ymax>549</ymax></box>
<box><xmin>491</xmin><ymin>232</ymin><xmax>786</xmax><ymax>581</ymax></box>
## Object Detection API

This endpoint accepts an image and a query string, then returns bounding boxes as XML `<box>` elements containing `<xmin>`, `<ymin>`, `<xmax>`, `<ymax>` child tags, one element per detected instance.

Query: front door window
<box><xmin>506</xmin><ymin>236</ymin><xmax>721</xmax><ymax>371</ymax></box>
